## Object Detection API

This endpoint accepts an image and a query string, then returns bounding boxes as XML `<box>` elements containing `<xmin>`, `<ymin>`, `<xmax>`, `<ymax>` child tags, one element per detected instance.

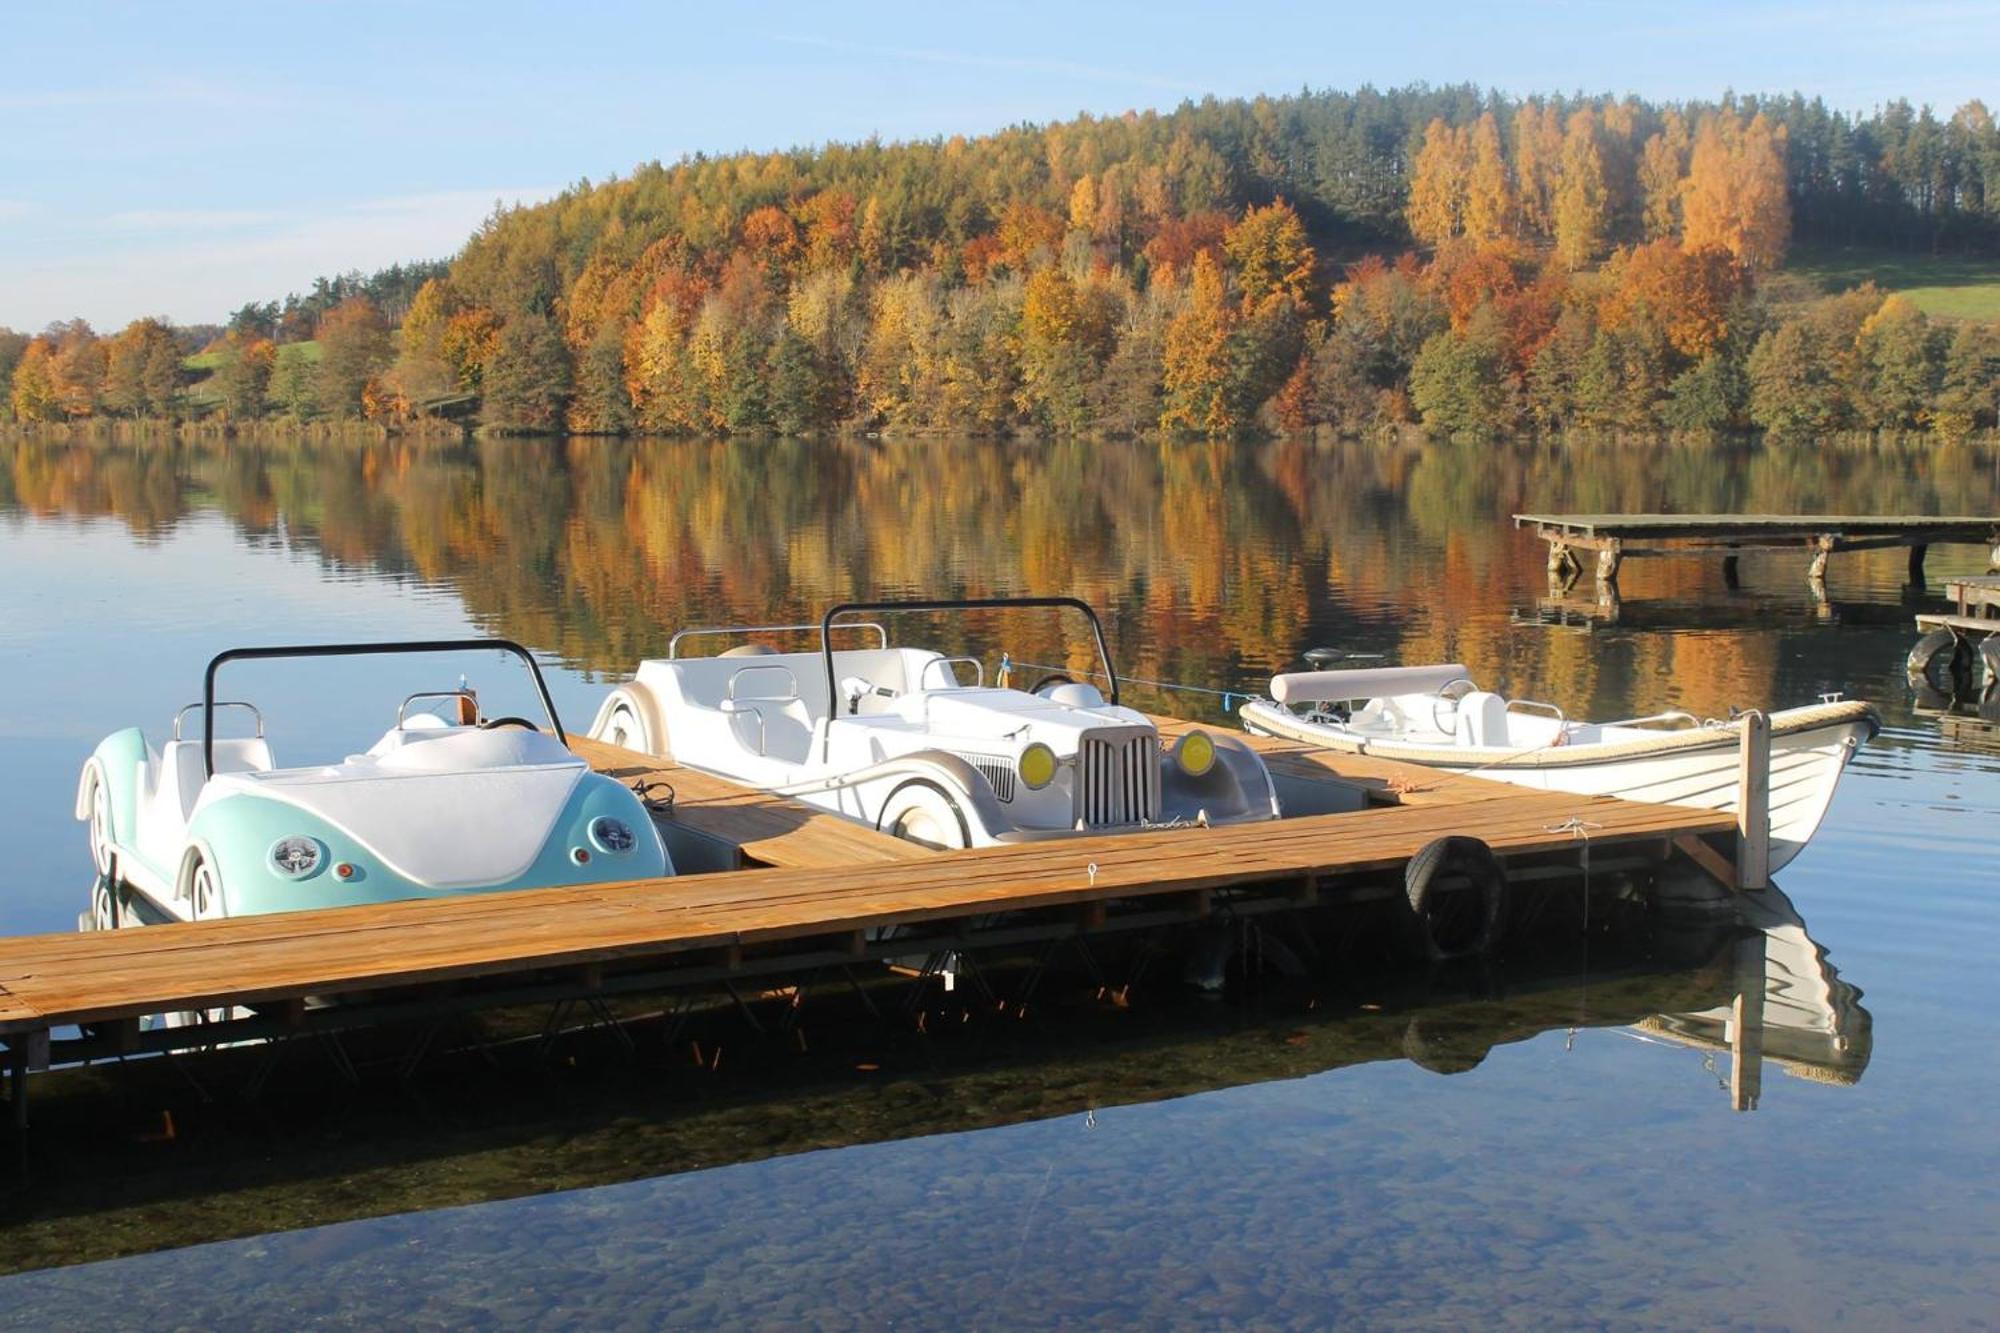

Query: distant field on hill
<box><xmin>1788</xmin><ymin>247</ymin><xmax>2000</xmax><ymax>321</ymax></box>
<box><xmin>184</xmin><ymin>340</ymin><xmax>321</xmax><ymax>373</ymax></box>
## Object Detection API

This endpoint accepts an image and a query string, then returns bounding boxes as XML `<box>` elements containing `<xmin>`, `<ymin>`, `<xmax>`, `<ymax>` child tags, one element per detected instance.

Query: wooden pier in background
<box><xmin>1517</xmin><ymin>512</ymin><xmax>2000</xmax><ymax>591</ymax></box>
<box><xmin>0</xmin><ymin>727</ymin><xmax>1748</xmax><ymax>1126</ymax></box>
<box><xmin>1915</xmin><ymin>574</ymin><xmax>2000</xmax><ymax>643</ymax></box>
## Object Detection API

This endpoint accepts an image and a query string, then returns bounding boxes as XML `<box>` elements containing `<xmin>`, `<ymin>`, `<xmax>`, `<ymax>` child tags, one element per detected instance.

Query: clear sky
<box><xmin>3</xmin><ymin>0</ymin><xmax>1995</xmax><ymax>331</ymax></box>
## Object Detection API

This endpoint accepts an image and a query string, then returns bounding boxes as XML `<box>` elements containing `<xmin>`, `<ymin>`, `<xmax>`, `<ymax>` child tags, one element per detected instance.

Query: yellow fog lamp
<box><xmin>1017</xmin><ymin>741</ymin><xmax>1059</xmax><ymax>790</ymax></box>
<box><xmin>1173</xmin><ymin>730</ymin><xmax>1216</xmax><ymax>778</ymax></box>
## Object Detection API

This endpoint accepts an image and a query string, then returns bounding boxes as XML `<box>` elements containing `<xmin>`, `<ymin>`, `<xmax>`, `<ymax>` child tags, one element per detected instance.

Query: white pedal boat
<box><xmin>1239</xmin><ymin>663</ymin><xmax>1877</xmax><ymax>872</ymax></box>
<box><xmin>78</xmin><ymin>639</ymin><xmax>670</xmax><ymax>925</ymax></box>
<box><xmin>590</xmin><ymin>597</ymin><xmax>1282</xmax><ymax>850</ymax></box>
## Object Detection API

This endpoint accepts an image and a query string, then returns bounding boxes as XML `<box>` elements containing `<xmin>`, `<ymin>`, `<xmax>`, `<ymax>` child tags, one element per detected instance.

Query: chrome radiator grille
<box><xmin>1074</xmin><ymin>730</ymin><xmax>1160</xmax><ymax>827</ymax></box>
<box><xmin>962</xmin><ymin>754</ymin><xmax>1016</xmax><ymax>803</ymax></box>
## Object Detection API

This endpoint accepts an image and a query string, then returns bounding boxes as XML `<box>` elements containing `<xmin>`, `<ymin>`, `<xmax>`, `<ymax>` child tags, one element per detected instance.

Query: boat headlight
<box><xmin>270</xmin><ymin>835</ymin><xmax>324</xmax><ymax>879</ymax></box>
<box><xmin>589</xmin><ymin>816</ymin><xmax>637</xmax><ymax>855</ymax></box>
<box><xmin>1017</xmin><ymin>742</ymin><xmax>1059</xmax><ymax>791</ymax></box>
<box><xmin>1173</xmin><ymin>730</ymin><xmax>1216</xmax><ymax>778</ymax></box>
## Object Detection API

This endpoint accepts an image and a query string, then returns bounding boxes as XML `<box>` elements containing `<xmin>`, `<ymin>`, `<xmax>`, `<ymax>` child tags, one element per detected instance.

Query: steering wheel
<box><xmin>1028</xmin><ymin>673</ymin><xmax>1074</xmax><ymax>696</ymax></box>
<box><xmin>1430</xmin><ymin>679</ymin><xmax>1476</xmax><ymax>738</ymax></box>
<box><xmin>479</xmin><ymin>716</ymin><xmax>540</xmax><ymax>731</ymax></box>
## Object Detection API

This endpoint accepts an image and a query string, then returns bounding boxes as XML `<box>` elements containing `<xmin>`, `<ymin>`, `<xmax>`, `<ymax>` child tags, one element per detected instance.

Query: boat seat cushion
<box><xmin>1456</xmin><ymin>691</ymin><xmax>1510</xmax><ymax>747</ymax></box>
<box><xmin>727</xmin><ymin>698</ymin><xmax>815</xmax><ymax>763</ymax></box>
<box><xmin>165</xmin><ymin>738</ymin><xmax>275</xmax><ymax>820</ymax></box>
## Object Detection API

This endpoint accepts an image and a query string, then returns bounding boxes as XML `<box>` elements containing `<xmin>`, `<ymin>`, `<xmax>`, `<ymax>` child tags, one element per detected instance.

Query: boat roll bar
<box><xmin>203</xmin><ymin>638</ymin><xmax>566</xmax><ymax>777</ymax></box>
<box><xmin>820</xmin><ymin>596</ymin><xmax>1121</xmax><ymax>713</ymax></box>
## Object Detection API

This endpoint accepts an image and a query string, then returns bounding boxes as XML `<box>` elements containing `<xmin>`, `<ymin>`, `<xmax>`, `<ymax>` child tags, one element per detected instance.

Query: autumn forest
<box><xmin>6</xmin><ymin>86</ymin><xmax>2000</xmax><ymax>442</ymax></box>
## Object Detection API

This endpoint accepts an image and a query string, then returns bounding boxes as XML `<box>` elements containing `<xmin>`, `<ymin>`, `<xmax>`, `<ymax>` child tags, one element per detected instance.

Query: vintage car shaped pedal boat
<box><xmin>78</xmin><ymin>638</ymin><xmax>670</xmax><ymax>924</ymax></box>
<box><xmin>589</xmin><ymin>597</ymin><xmax>1282</xmax><ymax>849</ymax></box>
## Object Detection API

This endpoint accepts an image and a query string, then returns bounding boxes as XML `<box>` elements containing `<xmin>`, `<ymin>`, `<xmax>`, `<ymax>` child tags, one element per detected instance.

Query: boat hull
<box><xmin>1241</xmin><ymin>700</ymin><xmax>1876</xmax><ymax>872</ymax></box>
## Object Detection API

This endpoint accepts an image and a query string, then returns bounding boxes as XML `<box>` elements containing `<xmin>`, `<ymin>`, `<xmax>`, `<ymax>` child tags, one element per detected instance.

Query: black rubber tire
<box><xmin>1400</xmin><ymin>1014</ymin><xmax>1492</xmax><ymax>1075</ymax></box>
<box><xmin>1980</xmin><ymin>638</ymin><xmax>2000</xmax><ymax>699</ymax></box>
<box><xmin>479</xmin><ymin>716</ymin><xmax>541</xmax><ymax>731</ymax></box>
<box><xmin>1907</xmin><ymin>628</ymin><xmax>1967</xmax><ymax>693</ymax></box>
<box><xmin>1027</xmin><ymin>673</ymin><xmax>1074</xmax><ymax>696</ymax></box>
<box><xmin>1403</xmin><ymin>836</ymin><xmax>1508</xmax><ymax>962</ymax></box>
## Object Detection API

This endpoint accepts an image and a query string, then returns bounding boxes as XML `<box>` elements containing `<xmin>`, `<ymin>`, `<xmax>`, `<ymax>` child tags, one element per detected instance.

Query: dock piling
<box><xmin>1729</xmin><ymin>927</ymin><xmax>1767</xmax><ymax>1112</ymax></box>
<box><xmin>1735</xmin><ymin>711</ymin><xmax>1771</xmax><ymax>891</ymax></box>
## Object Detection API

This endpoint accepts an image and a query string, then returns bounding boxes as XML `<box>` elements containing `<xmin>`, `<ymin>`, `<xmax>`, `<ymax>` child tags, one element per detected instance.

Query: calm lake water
<box><xmin>0</xmin><ymin>432</ymin><xmax>1997</xmax><ymax>1327</ymax></box>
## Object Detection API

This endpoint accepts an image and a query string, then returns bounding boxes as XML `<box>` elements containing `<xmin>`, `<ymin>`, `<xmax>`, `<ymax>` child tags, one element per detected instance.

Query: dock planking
<box><xmin>1517</xmin><ymin>511</ymin><xmax>2000</xmax><ymax>588</ymax></box>
<box><xmin>0</xmin><ymin>788</ymin><xmax>1731</xmax><ymax>1041</ymax></box>
<box><xmin>567</xmin><ymin>735</ymin><xmax>928</xmax><ymax>869</ymax></box>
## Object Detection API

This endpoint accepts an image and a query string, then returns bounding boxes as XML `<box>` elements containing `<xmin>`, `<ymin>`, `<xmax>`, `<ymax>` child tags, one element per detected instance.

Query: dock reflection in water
<box><xmin>0</xmin><ymin>886</ymin><xmax>1863</xmax><ymax>1295</ymax></box>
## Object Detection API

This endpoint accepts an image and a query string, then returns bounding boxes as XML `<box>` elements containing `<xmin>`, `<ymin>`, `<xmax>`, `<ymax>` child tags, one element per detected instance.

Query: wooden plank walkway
<box><xmin>568</xmin><ymin>736</ymin><xmax>927</xmax><ymax>869</ymax></box>
<box><xmin>0</xmin><ymin>779</ymin><xmax>1733</xmax><ymax>1043</ymax></box>
<box><xmin>1517</xmin><ymin>511</ymin><xmax>2000</xmax><ymax>587</ymax></box>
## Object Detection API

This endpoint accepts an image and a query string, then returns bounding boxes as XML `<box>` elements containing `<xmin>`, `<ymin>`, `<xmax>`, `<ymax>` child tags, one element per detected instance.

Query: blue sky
<box><xmin>3</xmin><ymin>0</ymin><xmax>1996</xmax><ymax>331</ymax></box>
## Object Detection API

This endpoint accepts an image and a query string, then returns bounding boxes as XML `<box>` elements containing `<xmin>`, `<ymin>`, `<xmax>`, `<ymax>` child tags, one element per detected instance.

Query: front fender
<box><xmin>868</xmin><ymin>749</ymin><xmax>1015</xmax><ymax>839</ymax></box>
<box><xmin>185</xmin><ymin>772</ymin><xmax>673</xmax><ymax>917</ymax></box>
<box><xmin>589</xmin><ymin>683</ymin><xmax>665</xmax><ymax>756</ymax></box>
<box><xmin>1161</xmin><ymin>733</ymin><xmax>1282</xmax><ymax>822</ymax></box>
<box><xmin>78</xmin><ymin>727</ymin><xmax>149</xmax><ymax>844</ymax></box>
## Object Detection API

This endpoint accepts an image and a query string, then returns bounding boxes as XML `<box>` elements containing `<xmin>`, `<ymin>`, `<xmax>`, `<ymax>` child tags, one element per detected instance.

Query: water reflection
<box><xmin>0</xmin><ymin>885</ymin><xmax>1862</xmax><ymax>1283</ymax></box>
<box><xmin>7</xmin><ymin>433</ymin><xmax>1995</xmax><ymax>725</ymax></box>
<box><xmin>2</xmin><ymin>432</ymin><xmax>1992</xmax><ymax>1323</ymax></box>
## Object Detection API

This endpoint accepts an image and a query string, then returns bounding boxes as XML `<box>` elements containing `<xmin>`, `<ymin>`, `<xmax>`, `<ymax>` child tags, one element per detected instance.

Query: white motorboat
<box><xmin>1239</xmin><ymin>662</ymin><xmax>1877</xmax><ymax>872</ymax></box>
<box><xmin>589</xmin><ymin>597</ymin><xmax>1282</xmax><ymax>849</ymax></box>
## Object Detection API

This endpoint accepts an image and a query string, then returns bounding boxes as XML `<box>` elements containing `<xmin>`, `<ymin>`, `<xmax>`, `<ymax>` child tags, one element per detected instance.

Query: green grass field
<box><xmin>182</xmin><ymin>339</ymin><xmax>320</xmax><ymax>373</ymax></box>
<box><xmin>1787</xmin><ymin>246</ymin><xmax>2000</xmax><ymax>321</ymax></box>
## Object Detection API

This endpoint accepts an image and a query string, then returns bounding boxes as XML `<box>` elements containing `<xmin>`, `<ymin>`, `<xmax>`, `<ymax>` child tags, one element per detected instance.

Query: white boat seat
<box><xmin>163</xmin><ymin>737</ymin><xmax>275</xmax><ymax>820</ymax></box>
<box><xmin>726</xmin><ymin>698</ymin><xmax>815</xmax><ymax>762</ymax></box>
<box><xmin>1456</xmin><ymin>691</ymin><xmax>1510</xmax><ymax>748</ymax></box>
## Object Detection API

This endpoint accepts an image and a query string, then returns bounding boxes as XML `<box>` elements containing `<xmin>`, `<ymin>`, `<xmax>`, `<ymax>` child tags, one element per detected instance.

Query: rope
<box><xmin>1545</xmin><ymin>814</ymin><xmax>1602</xmax><ymax>1047</ymax></box>
<box><xmin>998</xmin><ymin>655</ymin><xmax>1252</xmax><ymax>710</ymax></box>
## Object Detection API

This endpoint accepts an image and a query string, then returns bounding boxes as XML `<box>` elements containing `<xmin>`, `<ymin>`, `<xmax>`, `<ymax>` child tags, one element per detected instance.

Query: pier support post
<box><xmin>1594</xmin><ymin>539</ymin><xmax>1622</xmax><ymax>586</ymax></box>
<box><xmin>1722</xmin><ymin>554</ymin><xmax>1741</xmax><ymax>589</ymax></box>
<box><xmin>1807</xmin><ymin>534</ymin><xmax>1836</xmax><ymax>585</ymax></box>
<box><xmin>1735</xmin><ymin>710</ymin><xmax>1770</xmax><ymax>891</ymax></box>
<box><xmin>1547</xmin><ymin>541</ymin><xmax>1579</xmax><ymax>588</ymax></box>
<box><xmin>1908</xmin><ymin>543</ymin><xmax>1928</xmax><ymax>587</ymax></box>
<box><xmin>1729</xmin><ymin>927</ymin><xmax>1766</xmax><ymax>1112</ymax></box>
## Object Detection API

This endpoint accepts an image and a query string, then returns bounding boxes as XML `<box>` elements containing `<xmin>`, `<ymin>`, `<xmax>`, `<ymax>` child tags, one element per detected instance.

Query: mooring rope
<box><xmin>997</xmin><ymin>655</ymin><xmax>1253</xmax><ymax>710</ymax></box>
<box><xmin>1544</xmin><ymin>814</ymin><xmax>1603</xmax><ymax>1048</ymax></box>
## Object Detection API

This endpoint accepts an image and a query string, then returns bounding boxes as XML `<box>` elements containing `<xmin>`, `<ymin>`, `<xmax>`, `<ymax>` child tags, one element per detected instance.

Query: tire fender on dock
<box><xmin>1907</xmin><ymin>628</ymin><xmax>1966</xmax><ymax>691</ymax></box>
<box><xmin>1403</xmin><ymin>836</ymin><xmax>1508</xmax><ymax>963</ymax></box>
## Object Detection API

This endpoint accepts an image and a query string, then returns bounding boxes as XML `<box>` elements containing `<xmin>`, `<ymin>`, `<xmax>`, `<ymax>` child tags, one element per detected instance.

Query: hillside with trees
<box><xmin>6</xmin><ymin>86</ymin><xmax>1999</xmax><ymax>441</ymax></box>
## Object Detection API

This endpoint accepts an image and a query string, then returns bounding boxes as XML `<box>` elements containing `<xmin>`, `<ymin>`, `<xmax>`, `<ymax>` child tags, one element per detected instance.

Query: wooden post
<box><xmin>1722</xmin><ymin>554</ymin><xmax>1741</xmax><ymax>588</ymax></box>
<box><xmin>1807</xmin><ymin>534</ymin><xmax>1835</xmax><ymax>584</ymax></box>
<box><xmin>1736</xmin><ymin>710</ymin><xmax>1770</xmax><ymax>891</ymax></box>
<box><xmin>1729</xmin><ymin>927</ymin><xmax>1766</xmax><ymax>1112</ymax></box>
<box><xmin>1908</xmin><ymin>543</ymin><xmax>1928</xmax><ymax>586</ymax></box>
<box><xmin>1547</xmin><ymin>541</ymin><xmax>1578</xmax><ymax>589</ymax></box>
<box><xmin>1594</xmin><ymin>539</ymin><xmax>1622</xmax><ymax>586</ymax></box>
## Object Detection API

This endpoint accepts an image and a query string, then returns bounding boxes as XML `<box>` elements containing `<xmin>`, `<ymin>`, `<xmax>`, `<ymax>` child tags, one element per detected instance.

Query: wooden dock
<box><xmin>0</xmin><ymin>728</ymin><xmax>1745</xmax><ymax>1125</ymax></box>
<box><xmin>1915</xmin><ymin>574</ymin><xmax>2000</xmax><ymax>641</ymax></box>
<box><xmin>1517</xmin><ymin>512</ymin><xmax>2000</xmax><ymax>589</ymax></box>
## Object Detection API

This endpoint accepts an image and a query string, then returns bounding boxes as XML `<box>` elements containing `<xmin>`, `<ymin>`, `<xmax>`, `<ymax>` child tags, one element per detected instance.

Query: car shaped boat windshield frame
<box><xmin>202</xmin><ymin>638</ymin><xmax>567</xmax><ymax>778</ymax></box>
<box><xmin>818</xmin><ymin>596</ymin><xmax>1122</xmax><ymax>726</ymax></box>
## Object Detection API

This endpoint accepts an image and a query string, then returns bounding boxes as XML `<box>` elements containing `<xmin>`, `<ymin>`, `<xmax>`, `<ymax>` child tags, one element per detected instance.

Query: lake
<box><xmin>0</xmin><ymin>432</ymin><xmax>1996</xmax><ymax>1327</ymax></box>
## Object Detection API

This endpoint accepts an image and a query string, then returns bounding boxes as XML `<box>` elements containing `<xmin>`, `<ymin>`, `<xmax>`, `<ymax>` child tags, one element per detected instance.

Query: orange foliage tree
<box><xmin>1681</xmin><ymin>110</ymin><xmax>1791</xmax><ymax>270</ymax></box>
